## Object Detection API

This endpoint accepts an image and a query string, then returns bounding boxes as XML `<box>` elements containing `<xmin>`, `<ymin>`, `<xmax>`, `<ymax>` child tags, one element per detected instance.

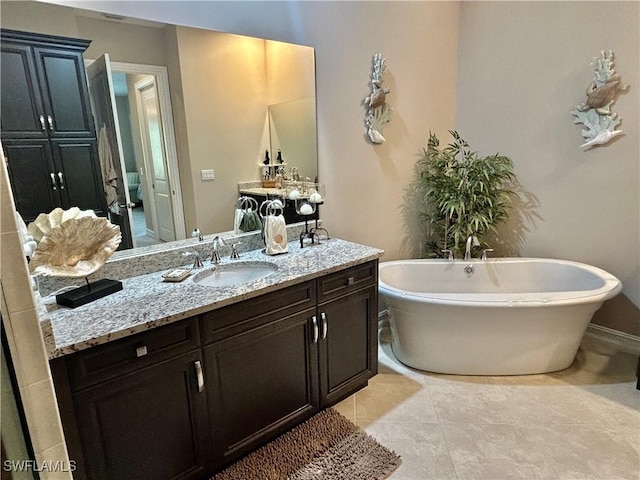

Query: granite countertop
<box><xmin>239</xmin><ymin>187</ymin><xmax>283</xmax><ymax>196</ymax></box>
<box><xmin>41</xmin><ymin>238</ymin><xmax>383</xmax><ymax>359</ymax></box>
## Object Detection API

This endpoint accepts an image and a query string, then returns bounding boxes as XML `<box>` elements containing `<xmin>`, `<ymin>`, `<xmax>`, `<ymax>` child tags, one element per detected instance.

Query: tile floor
<box><xmin>335</xmin><ymin>322</ymin><xmax>640</xmax><ymax>480</ymax></box>
<box><xmin>131</xmin><ymin>207</ymin><xmax>162</xmax><ymax>247</ymax></box>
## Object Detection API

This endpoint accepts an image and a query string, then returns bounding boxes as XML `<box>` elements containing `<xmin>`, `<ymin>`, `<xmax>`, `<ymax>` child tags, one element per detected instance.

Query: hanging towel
<box><xmin>98</xmin><ymin>125</ymin><xmax>118</xmax><ymax>208</ymax></box>
<box><xmin>264</xmin><ymin>214</ymin><xmax>288</xmax><ymax>255</ymax></box>
<box><xmin>240</xmin><ymin>209</ymin><xmax>262</xmax><ymax>232</ymax></box>
<box><xmin>234</xmin><ymin>208</ymin><xmax>244</xmax><ymax>233</ymax></box>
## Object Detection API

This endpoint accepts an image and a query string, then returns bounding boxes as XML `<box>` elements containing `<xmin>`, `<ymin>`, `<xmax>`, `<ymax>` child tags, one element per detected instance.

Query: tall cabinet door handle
<box><xmin>57</xmin><ymin>172</ymin><xmax>65</xmax><ymax>189</ymax></box>
<box><xmin>194</xmin><ymin>361</ymin><xmax>205</xmax><ymax>393</ymax></box>
<box><xmin>320</xmin><ymin>312</ymin><xmax>328</xmax><ymax>339</ymax></box>
<box><xmin>49</xmin><ymin>173</ymin><xmax>57</xmax><ymax>190</ymax></box>
<box><xmin>47</xmin><ymin>115</ymin><xmax>54</xmax><ymax>131</ymax></box>
<box><xmin>39</xmin><ymin>115</ymin><xmax>46</xmax><ymax>131</ymax></box>
<box><xmin>311</xmin><ymin>315</ymin><xmax>319</xmax><ymax>343</ymax></box>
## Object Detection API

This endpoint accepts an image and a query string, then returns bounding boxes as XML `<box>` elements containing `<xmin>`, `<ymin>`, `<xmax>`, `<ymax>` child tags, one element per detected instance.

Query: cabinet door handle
<box><xmin>311</xmin><ymin>315</ymin><xmax>319</xmax><ymax>343</ymax></box>
<box><xmin>347</xmin><ymin>276</ymin><xmax>355</xmax><ymax>285</ymax></box>
<box><xmin>320</xmin><ymin>312</ymin><xmax>328</xmax><ymax>340</ymax></box>
<box><xmin>39</xmin><ymin>115</ymin><xmax>46</xmax><ymax>131</ymax></box>
<box><xmin>47</xmin><ymin>115</ymin><xmax>54</xmax><ymax>131</ymax></box>
<box><xmin>57</xmin><ymin>172</ymin><xmax>65</xmax><ymax>190</ymax></box>
<box><xmin>50</xmin><ymin>173</ymin><xmax>57</xmax><ymax>190</ymax></box>
<box><xmin>195</xmin><ymin>361</ymin><xmax>205</xmax><ymax>393</ymax></box>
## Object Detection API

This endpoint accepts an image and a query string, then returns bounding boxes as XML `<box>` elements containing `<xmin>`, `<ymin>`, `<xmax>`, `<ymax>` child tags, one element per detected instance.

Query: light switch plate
<box><xmin>201</xmin><ymin>169</ymin><xmax>215</xmax><ymax>181</ymax></box>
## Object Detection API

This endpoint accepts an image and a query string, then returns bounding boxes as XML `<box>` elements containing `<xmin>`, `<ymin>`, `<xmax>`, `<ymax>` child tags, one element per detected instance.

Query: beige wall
<box><xmin>266</xmin><ymin>39</ymin><xmax>315</xmax><ymax>105</ymax></box>
<box><xmin>173</xmin><ymin>27</ymin><xmax>268</xmax><ymax>234</ymax></box>
<box><xmin>266</xmin><ymin>40</ymin><xmax>317</xmax><ymax>182</ymax></box>
<box><xmin>454</xmin><ymin>1</ymin><xmax>639</xmax><ymax>334</ymax></box>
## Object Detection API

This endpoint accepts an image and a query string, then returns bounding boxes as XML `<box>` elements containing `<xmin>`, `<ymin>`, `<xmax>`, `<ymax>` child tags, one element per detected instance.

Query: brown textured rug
<box><xmin>211</xmin><ymin>408</ymin><xmax>401</xmax><ymax>480</ymax></box>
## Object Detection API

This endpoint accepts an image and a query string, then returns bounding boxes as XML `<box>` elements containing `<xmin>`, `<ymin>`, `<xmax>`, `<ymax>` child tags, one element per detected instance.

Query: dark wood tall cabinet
<box><xmin>1</xmin><ymin>29</ymin><xmax>106</xmax><ymax>222</ymax></box>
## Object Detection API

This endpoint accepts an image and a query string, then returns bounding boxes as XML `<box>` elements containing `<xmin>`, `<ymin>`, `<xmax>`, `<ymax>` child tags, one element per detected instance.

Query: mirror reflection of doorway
<box><xmin>112</xmin><ymin>71</ymin><xmax>157</xmax><ymax>247</ymax></box>
<box><xmin>108</xmin><ymin>63</ymin><xmax>184</xmax><ymax>248</ymax></box>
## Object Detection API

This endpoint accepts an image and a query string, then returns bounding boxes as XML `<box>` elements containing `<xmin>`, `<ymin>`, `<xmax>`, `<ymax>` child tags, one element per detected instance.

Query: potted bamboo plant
<box><xmin>416</xmin><ymin>130</ymin><xmax>517</xmax><ymax>259</ymax></box>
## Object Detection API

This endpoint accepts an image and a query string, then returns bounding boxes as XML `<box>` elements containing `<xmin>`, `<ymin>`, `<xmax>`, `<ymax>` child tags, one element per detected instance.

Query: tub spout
<box><xmin>464</xmin><ymin>235</ymin><xmax>480</xmax><ymax>260</ymax></box>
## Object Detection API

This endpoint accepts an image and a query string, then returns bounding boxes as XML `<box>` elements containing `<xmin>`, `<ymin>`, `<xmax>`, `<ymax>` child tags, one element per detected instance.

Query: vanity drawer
<box><xmin>317</xmin><ymin>260</ymin><xmax>378</xmax><ymax>303</ymax></box>
<box><xmin>65</xmin><ymin>318</ymin><xmax>200</xmax><ymax>391</ymax></box>
<box><xmin>201</xmin><ymin>280</ymin><xmax>316</xmax><ymax>345</ymax></box>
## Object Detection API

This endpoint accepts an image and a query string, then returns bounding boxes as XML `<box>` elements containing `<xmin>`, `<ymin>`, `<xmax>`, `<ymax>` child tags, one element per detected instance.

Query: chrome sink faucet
<box><xmin>464</xmin><ymin>235</ymin><xmax>480</xmax><ymax>260</ymax></box>
<box><xmin>211</xmin><ymin>236</ymin><xmax>226</xmax><ymax>264</ymax></box>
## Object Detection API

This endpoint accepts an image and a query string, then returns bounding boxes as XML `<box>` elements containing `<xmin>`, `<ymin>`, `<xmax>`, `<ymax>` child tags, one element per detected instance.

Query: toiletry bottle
<box><xmin>263</xmin><ymin>149</ymin><xmax>270</xmax><ymax>165</ymax></box>
<box><xmin>276</xmin><ymin>149</ymin><xmax>283</xmax><ymax>164</ymax></box>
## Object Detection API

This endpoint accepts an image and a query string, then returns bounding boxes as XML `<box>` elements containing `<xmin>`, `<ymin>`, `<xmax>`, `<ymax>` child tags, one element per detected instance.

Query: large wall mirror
<box><xmin>1</xmin><ymin>0</ymin><xmax>317</xmax><ymax>251</ymax></box>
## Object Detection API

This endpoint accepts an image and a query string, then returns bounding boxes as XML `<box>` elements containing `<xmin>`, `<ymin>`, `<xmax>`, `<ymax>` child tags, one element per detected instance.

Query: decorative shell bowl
<box><xmin>27</xmin><ymin>207</ymin><xmax>96</xmax><ymax>242</ymax></box>
<box><xmin>29</xmin><ymin>216</ymin><xmax>122</xmax><ymax>278</ymax></box>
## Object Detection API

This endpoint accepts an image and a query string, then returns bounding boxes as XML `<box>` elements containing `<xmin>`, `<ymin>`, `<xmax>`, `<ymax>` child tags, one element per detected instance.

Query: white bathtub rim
<box><xmin>378</xmin><ymin>257</ymin><xmax>622</xmax><ymax>308</ymax></box>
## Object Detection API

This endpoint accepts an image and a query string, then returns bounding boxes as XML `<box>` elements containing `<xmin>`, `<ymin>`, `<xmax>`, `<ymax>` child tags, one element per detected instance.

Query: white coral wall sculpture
<box><xmin>364</xmin><ymin>53</ymin><xmax>391</xmax><ymax>144</ymax></box>
<box><xmin>571</xmin><ymin>50</ymin><xmax>629</xmax><ymax>149</ymax></box>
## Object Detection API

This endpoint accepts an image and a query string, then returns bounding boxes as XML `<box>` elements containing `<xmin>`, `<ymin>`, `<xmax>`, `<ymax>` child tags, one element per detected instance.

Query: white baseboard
<box><xmin>586</xmin><ymin>324</ymin><xmax>640</xmax><ymax>354</ymax></box>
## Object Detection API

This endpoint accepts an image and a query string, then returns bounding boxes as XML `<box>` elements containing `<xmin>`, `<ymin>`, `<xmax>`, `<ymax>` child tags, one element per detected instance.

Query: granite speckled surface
<box><xmin>37</xmin><ymin>223</ymin><xmax>311</xmax><ymax>296</ymax></box>
<box><xmin>42</xmin><ymin>238</ymin><xmax>383</xmax><ymax>359</ymax></box>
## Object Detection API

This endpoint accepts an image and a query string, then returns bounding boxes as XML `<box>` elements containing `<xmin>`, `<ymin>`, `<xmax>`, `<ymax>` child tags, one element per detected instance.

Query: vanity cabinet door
<box><xmin>315</xmin><ymin>260</ymin><xmax>379</xmax><ymax>406</ymax></box>
<box><xmin>317</xmin><ymin>284</ymin><xmax>378</xmax><ymax>406</ymax></box>
<box><xmin>204</xmin><ymin>308</ymin><xmax>319</xmax><ymax>469</ymax></box>
<box><xmin>71</xmin><ymin>351</ymin><xmax>212</xmax><ymax>480</ymax></box>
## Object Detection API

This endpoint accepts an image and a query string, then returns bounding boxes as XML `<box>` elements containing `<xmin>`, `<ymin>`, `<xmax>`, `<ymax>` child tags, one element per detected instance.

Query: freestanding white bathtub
<box><xmin>378</xmin><ymin>258</ymin><xmax>622</xmax><ymax>375</ymax></box>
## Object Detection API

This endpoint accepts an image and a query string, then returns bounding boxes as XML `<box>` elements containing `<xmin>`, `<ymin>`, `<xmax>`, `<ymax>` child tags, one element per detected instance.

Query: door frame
<box><xmin>108</xmin><ymin>61</ymin><xmax>186</xmax><ymax>241</ymax></box>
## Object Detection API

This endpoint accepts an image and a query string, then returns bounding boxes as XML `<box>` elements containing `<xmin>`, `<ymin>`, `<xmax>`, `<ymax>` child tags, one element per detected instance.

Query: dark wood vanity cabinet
<box><xmin>201</xmin><ymin>281</ymin><xmax>320</xmax><ymax>468</ymax></box>
<box><xmin>1</xmin><ymin>29</ymin><xmax>106</xmax><ymax>222</ymax></box>
<box><xmin>316</xmin><ymin>261</ymin><xmax>379</xmax><ymax>406</ymax></box>
<box><xmin>202</xmin><ymin>261</ymin><xmax>378</xmax><ymax>469</ymax></box>
<box><xmin>51</xmin><ymin>260</ymin><xmax>378</xmax><ymax>479</ymax></box>
<box><xmin>50</xmin><ymin>319</ymin><xmax>212</xmax><ymax>480</ymax></box>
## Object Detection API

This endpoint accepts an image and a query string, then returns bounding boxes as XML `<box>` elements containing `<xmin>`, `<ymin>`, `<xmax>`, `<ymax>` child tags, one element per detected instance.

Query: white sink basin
<box><xmin>192</xmin><ymin>261</ymin><xmax>278</xmax><ymax>287</ymax></box>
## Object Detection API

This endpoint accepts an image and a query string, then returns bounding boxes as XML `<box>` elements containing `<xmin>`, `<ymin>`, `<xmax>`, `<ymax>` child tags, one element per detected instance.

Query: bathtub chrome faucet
<box><xmin>464</xmin><ymin>235</ymin><xmax>480</xmax><ymax>260</ymax></box>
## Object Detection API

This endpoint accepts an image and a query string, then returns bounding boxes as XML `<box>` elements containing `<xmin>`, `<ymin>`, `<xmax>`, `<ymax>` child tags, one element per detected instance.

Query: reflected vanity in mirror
<box><xmin>1</xmin><ymin>0</ymin><xmax>317</xmax><ymax>252</ymax></box>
